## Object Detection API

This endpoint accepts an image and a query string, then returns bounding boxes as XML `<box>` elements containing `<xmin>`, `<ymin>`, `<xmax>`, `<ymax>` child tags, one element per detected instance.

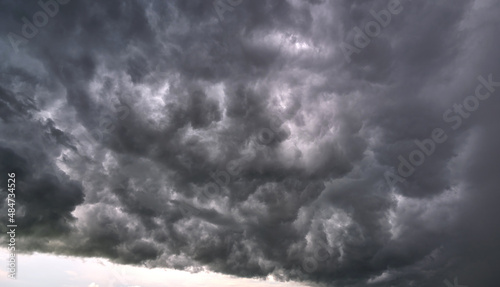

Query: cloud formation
<box><xmin>1</xmin><ymin>0</ymin><xmax>500</xmax><ymax>286</ymax></box>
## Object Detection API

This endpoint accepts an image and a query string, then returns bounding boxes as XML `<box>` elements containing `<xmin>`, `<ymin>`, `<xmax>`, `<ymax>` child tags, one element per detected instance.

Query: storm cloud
<box><xmin>1</xmin><ymin>0</ymin><xmax>500</xmax><ymax>286</ymax></box>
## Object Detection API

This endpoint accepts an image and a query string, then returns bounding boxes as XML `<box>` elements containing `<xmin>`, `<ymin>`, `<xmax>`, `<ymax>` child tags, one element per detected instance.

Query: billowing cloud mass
<box><xmin>1</xmin><ymin>0</ymin><xmax>500</xmax><ymax>286</ymax></box>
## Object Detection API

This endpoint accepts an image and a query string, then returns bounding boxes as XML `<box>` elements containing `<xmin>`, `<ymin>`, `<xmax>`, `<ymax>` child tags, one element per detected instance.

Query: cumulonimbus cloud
<box><xmin>1</xmin><ymin>0</ymin><xmax>500</xmax><ymax>286</ymax></box>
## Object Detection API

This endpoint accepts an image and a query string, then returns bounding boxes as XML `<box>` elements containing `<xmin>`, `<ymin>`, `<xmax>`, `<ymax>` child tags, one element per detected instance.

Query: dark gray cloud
<box><xmin>1</xmin><ymin>0</ymin><xmax>500</xmax><ymax>286</ymax></box>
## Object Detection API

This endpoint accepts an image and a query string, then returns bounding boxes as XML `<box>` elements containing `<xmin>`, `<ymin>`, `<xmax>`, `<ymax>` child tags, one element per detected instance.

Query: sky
<box><xmin>0</xmin><ymin>248</ymin><xmax>306</xmax><ymax>287</ymax></box>
<box><xmin>0</xmin><ymin>0</ymin><xmax>500</xmax><ymax>286</ymax></box>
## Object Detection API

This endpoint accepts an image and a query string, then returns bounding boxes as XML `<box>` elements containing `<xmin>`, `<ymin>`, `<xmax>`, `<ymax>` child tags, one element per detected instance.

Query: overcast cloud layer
<box><xmin>1</xmin><ymin>0</ymin><xmax>500</xmax><ymax>286</ymax></box>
